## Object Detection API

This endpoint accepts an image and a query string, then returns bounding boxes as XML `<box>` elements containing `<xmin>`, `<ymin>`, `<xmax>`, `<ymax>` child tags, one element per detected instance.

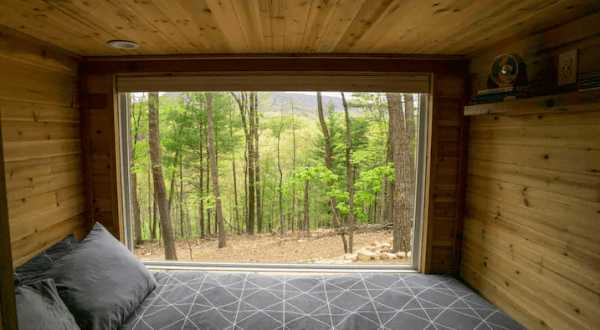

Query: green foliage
<box><xmin>129</xmin><ymin>91</ymin><xmax>420</xmax><ymax>240</ymax></box>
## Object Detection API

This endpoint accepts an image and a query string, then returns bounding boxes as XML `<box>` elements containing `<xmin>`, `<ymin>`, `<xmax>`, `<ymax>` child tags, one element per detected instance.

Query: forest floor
<box><xmin>135</xmin><ymin>227</ymin><xmax>411</xmax><ymax>265</ymax></box>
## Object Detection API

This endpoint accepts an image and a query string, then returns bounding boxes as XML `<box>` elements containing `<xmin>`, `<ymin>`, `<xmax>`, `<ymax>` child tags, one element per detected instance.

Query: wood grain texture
<box><xmin>1</xmin><ymin>1</ymin><xmax>599</xmax><ymax>56</ymax></box>
<box><xmin>421</xmin><ymin>72</ymin><xmax>468</xmax><ymax>275</ymax></box>
<box><xmin>83</xmin><ymin>56</ymin><xmax>467</xmax><ymax>274</ymax></box>
<box><xmin>464</xmin><ymin>89</ymin><xmax>600</xmax><ymax>116</ymax></box>
<box><xmin>0</xmin><ymin>28</ymin><xmax>89</xmax><ymax>269</ymax></box>
<box><xmin>81</xmin><ymin>73</ymin><xmax>122</xmax><ymax>240</ymax></box>
<box><xmin>0</xmin><ymin>104</ymin><xmax>18</xmax><ymax>330</ymax></box>
<box><xmin>463</xmin><ymin>25</ymin><xmax>600</xmax><ymax>328</ymax></box>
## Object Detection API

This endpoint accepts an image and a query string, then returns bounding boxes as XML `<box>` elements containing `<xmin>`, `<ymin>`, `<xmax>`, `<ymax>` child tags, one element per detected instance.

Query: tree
<box><xmin>253</xmin><ymin>93</ymin><xmax>263</xmax><ymax>233</ymax></box>
<box><xmin>276</xmin><ymin>105</ymin><xmax>285</xmax><ymax>234</ymax></box>
<box><xmin>316</xmin><ymin>92</ymin><xmax>340</xmax><ymax>229</ymax></box>
<box><xmin>291</xmin><ymin>102</ymin><xmax>297</xmax><ymax>232</ymax></box>
<box><xmin>341</xmin><ymin>92</ymin><xmax>355</xmax><ymax>253</ymax></box>
<box><xmin>147</xmin><ymin>92</ymin><xmax>177</xmax><ymax>260</ymax></box>
<box><xmin>303</xmin><ymin>173</ymin><xmax>310</xmax><ymax>233</ymax></box>
<box><xmin>205</xmin><ymin>92</ymin><xmax>226</xmax><ymax>248</ymax></box>
<box><xmin>232</xmin><ymin>92</ymin><xmax>255</xmax><ymax>234</ymax></box>
<box><xmin>128</xmin><ymin>94</ymin><xmax>143</xmax><ymax>245</ymax></box>
<box><xmin>388</xmin><ymin>93</ymin><xmax>413</xmax><ymax>254</ymax></box>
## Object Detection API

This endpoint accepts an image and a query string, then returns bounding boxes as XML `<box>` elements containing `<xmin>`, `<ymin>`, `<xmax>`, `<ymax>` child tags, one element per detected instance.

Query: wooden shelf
<box><xmin>464</xmin><ymin>89</ymin><xmax>600</xmax><ymax>116</ymax></box>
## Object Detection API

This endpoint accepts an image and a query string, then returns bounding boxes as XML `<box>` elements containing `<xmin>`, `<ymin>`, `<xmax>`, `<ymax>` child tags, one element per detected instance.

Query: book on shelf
<box><xmin>578</xmin><ymin>75</ymin><xmax>600</xmax><ymax>91</ymax></box>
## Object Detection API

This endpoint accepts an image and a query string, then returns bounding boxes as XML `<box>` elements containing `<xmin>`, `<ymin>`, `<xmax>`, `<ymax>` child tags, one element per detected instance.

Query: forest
<box><xmin>128</xmin><ymin>90</ymin><xmax>420</xmax><ymax>262</ymax></box>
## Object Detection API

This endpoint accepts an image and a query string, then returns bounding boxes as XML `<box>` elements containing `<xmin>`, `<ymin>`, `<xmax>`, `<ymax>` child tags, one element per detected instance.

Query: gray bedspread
<box><xmin>119</xmin><ymin>272</ymin><xmax>525</xmax><ymax>330</ymax></box>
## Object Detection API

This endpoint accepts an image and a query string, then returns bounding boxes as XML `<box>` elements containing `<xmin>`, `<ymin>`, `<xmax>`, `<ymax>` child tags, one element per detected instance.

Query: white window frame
<box><xmin>117</xmin><ymin>74</ymin><xmax>429</xmax><ymax>273</ymax></box>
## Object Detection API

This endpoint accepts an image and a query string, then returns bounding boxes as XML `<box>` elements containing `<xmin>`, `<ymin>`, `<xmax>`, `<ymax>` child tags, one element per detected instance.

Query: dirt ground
<box><xmin>135</xmin><ymin>227</ymin><xmax>410</xmax><ymax>265</ymax></box>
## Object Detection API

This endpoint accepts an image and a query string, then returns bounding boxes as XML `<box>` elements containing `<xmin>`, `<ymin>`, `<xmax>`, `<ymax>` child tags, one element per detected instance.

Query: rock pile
<box><xmin>355</xmin><ymin>241</ymin><xmax>410</xmax><ymax>261</ymax></box>
<box><xmin>307</xmin><ymin>240</ymin><xmax>411</xmax><ymax>264</ymax></box>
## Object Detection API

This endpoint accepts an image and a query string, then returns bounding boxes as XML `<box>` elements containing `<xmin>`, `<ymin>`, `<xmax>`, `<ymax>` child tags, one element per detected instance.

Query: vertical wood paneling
<box><xmin>0</xmin><ymin>28</ymin><xmax>89</xmax><ymax>268</ymax></box>
<box><xmin>81</xmin><ymin>75</ymin><xmax>123</xmax><ymax>241</ymax></box>
<box><xmin>421</xmin><ymin>72</ymin><xmax>467</xmax><ymax>274</ymax></box>
<box><xmin>0</xmin><ymin>103</ymin><xmax>17</xmax><ymax>330</ymax></box>
<box><xmin>462</xmin><ymin>18</ymin><xmax>600</xmax><ymax>328</ymax></box>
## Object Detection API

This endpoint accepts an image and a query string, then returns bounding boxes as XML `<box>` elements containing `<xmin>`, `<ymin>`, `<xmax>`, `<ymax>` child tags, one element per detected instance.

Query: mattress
<box><xmin>120</xmin><ymin>272</ymin><xmax>525</xmax><ymax>330</ymax></box>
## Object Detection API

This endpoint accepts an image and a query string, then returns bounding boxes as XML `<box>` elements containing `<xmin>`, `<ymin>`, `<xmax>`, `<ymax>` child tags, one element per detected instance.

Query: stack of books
<box><xmin>470</xmin><ymin>86</ymin><xmax>530</xmax><ymax>105</ymax></box>
<box><xmin>579</xmin><ymin>74</ymin><xmax>600</xmax><ymax>91</ymax></box>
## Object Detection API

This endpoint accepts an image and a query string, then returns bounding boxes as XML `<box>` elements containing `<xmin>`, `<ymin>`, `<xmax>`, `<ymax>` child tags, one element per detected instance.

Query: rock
<box><xmin>357</xmin><ymin>250</ymin><xmax>377</xmax><ymax>261</ymax></box>
<box><xmin>396</xmin><ymin>252</ymin><xmax>406</xmax><ymax>259</ymax></box>
<box><xmin>386</xmin><ymin>253</ymin><xmax>397</xmax><ymax>259</ymax></box>
<box><xmin>379</xmin><ymin>253</ymin><xmax>389</xmax><ymax>260</ymax></box>
<box><xmin>381</xmin><ymin>243</ymin><xmax>391</xmax><ymax>249</ymax></box>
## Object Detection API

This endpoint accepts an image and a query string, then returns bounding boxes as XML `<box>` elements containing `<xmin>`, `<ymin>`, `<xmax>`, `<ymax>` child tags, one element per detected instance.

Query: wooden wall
<box><xmin>461</xmin><ymin>12</ymin><xmax>600</xmax><ymax>330</ymax></box>
<box><xmin>422</xmin><ymin>72</ymin><xmax>468</xmax><ymax>274</ymax></box>
<box><xmin>80</xmin><ymin>56</ymin><xmax>467</xmax><ymax>273</ymax></box>
<box><xmin>80</xmin><ymin>74</ymin><xmax>122</xmax><ymax>239</ymax></box>
<box><xmin>0</xmin><ymin>26</ymin><xmax>89</xmax><ymax>268</ymax></box>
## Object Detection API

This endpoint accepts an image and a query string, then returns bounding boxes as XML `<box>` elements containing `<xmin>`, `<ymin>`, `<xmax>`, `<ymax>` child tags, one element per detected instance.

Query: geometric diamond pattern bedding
<box><xmin>119</xmin><ymin>272</ymin><xmax>525</xmax><ymax>330</ymax></box>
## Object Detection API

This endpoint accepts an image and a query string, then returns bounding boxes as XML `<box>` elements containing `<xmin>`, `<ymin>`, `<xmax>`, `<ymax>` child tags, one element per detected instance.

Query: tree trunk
<box><xmin>199</xmin><ymin>146</ymin><xmax>205</xmax><ymax>238</ymax></box>
<box><xmin>206</xmin><ymin>154</ymin><xmax>211</xmax><ymax>236</ymax></box>
<box><xmin>232</xmin><ymin>159</ymin><xmax>239</xmax><ymax>226</ymax></box>
<box><xmin>198</xmin><ymin>200</ymin><xmax>204</xmax><ymax>238</ymax></box>
<box><xmin>247</xmin><ymin>118</ymin><xmax>255</xmax><ymax>234</ymax></box>
<box><xmin>342</xmin><ymin>93</ymin><xmax>355</xmax><ymax>253</ymax></box>
<box><xmin>229</xmin><ymin>106</ymin><xmax>240</xmax><ymax>227</ymax></box>
<box><xmin>152</xmin><ymin>183</ymin><xmax>157</xmax><ymax>240</ymax></box>
<box><xmin>179</xmin><ymin>153</ymin><xmax>184</xmax><ymax>238</ymax></box>
<box><xmin>232</xmin><ymin>92</ymin><xmax>254</xmax><ymax>235</ymax></box>
<box><xmin>385</xmin><ymin>121</ymin><xmax>394</xmax><ymax>224</ymax></box>
<box><xmin>167</xmin><ymin>149</ymin><xmax>180</xmax><ymax>217</ymax></box>
<box><xmin>205</xmin><ymin>93</ymin><xmax>226</xmax><ymax>248</ymax></box>
<box><xmin>147</xmin><ymin>92</ymin><xmax>177</xmax><ymax>260</ymax></box>
<box><xmin>303</xmin><ymin>178</ymin><xmax>310</xmax><ymax>233</ymax></box>
<box><xmin>404</xmin><ymin>93</ymin><xmax>416</xmax><ymax>207</ymax></box>
<box><xmin>291</xmin><ymin>103</ymin><xmax>296</xmax><ymax>233</ymax></box>
<box><xmin>252</xmin><ymin>93</ymin><xmax>263</xmax><ymax>233</ymax></box>
<box><xmin>148</xmin><ymin>169</ymin><xmax>154</xmax><ymax>239</ymax></box>
<box><xmin>243</xmin><ymin>156</ymin><xmax>248</xmax><ymax>230</ymax></box>
<box><xmin>316</xmin><ymin>92</ymin><xmax>340</xmax><ymax>229</ymax></box>
<box><xmin>379</xmin><ymin>179</ymin><xmax>387</xmax><ymax>224</ymax></box>
<box><xmin>388</xmin><ymin>93</ymin><xmax>412</xmax><ymax>254</ymax></box>
<box><xmin>128</xmin><ymin>95</ymin><xmax>142</xmax><ymax>245</ymax></box>
<box><xmin>278</xmin><ymin>106</ymin><xmax>285</xmax><ymax>235</ymax></box>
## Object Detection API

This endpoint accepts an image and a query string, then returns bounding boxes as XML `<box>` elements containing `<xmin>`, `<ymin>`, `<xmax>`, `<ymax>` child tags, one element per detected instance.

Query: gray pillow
<box><xmin>16</xmin><ymin>278</ymin><xmax>81</xmax><ymax>330</ymax></box>
<box><xmin>42</xmin><ymin>222</ymin><xmax>157</xmax><ymax>330</ymax></box>
<box><xmin>14</xmin><ymin>234</ymin><xmax>79</xmax><ymax>286</ymax></box>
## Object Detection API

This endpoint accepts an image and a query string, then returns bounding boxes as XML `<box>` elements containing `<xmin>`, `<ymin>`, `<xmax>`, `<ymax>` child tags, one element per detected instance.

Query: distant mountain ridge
<box><xmin>162</xmin><ymin>91</ymin><xmax>360</xmax><ymax>117</ymax></box>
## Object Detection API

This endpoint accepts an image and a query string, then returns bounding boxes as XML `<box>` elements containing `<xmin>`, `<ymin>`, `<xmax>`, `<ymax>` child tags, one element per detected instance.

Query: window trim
<box><xmin>117</xmin><ymin>74</ymin><xmax>430</xmax><ymax>273</ymax></box>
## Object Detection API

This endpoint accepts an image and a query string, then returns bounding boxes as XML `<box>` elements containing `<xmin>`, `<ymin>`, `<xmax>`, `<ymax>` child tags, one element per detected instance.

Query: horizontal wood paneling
<box><xmin>463</xmin><ymin>108</ymin><xmax>600</xmax><ymax>328</ymax></box>
<box><xmin>2</xmin><ymin>1</ymin><xmax>599</xmax><ymax>56</ymax></box>
<box><xmin>0</xmin><ymin>28</ymin><xmax>89</xmax><ymax>269</ymax></box>
<box><xmin>462</xmin><ymin>17</ymin><xmax>600</xmax><ymax>326</ymax></box>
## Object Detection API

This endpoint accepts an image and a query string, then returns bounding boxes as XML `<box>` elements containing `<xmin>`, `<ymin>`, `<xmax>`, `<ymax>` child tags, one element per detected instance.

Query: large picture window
<box><xmin>117</xmin><ymin>75</ymin><xmax>429</xmax><ymax>272</ymax></box>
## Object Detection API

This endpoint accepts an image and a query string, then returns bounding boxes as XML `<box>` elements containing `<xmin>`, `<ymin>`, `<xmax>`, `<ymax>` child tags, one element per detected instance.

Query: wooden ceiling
<box><xmin>1</xmin><ymin>0</ymin><xmax>599</xmax><ymax>57</ymax></box>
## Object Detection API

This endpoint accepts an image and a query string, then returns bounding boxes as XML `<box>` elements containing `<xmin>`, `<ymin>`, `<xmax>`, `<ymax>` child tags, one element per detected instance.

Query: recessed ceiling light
<box><xmin>107</xmin><ymin>40</ymin><xmax>139</xmax><ymax>50</ymax></box>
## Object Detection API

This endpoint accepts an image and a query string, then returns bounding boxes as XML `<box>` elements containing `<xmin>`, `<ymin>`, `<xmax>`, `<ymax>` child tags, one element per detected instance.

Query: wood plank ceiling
<box><xmin>0</xmin><ymin>0</ymin><xmax>599</xmax><ymax>57</ymax></box>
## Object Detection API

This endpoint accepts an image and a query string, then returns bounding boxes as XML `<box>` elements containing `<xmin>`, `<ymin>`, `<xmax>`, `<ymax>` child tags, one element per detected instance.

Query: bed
<box><xmin>14</xmin><ymin>223</ymin><xmax>525</xmax><ymax>330</ymax></box>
